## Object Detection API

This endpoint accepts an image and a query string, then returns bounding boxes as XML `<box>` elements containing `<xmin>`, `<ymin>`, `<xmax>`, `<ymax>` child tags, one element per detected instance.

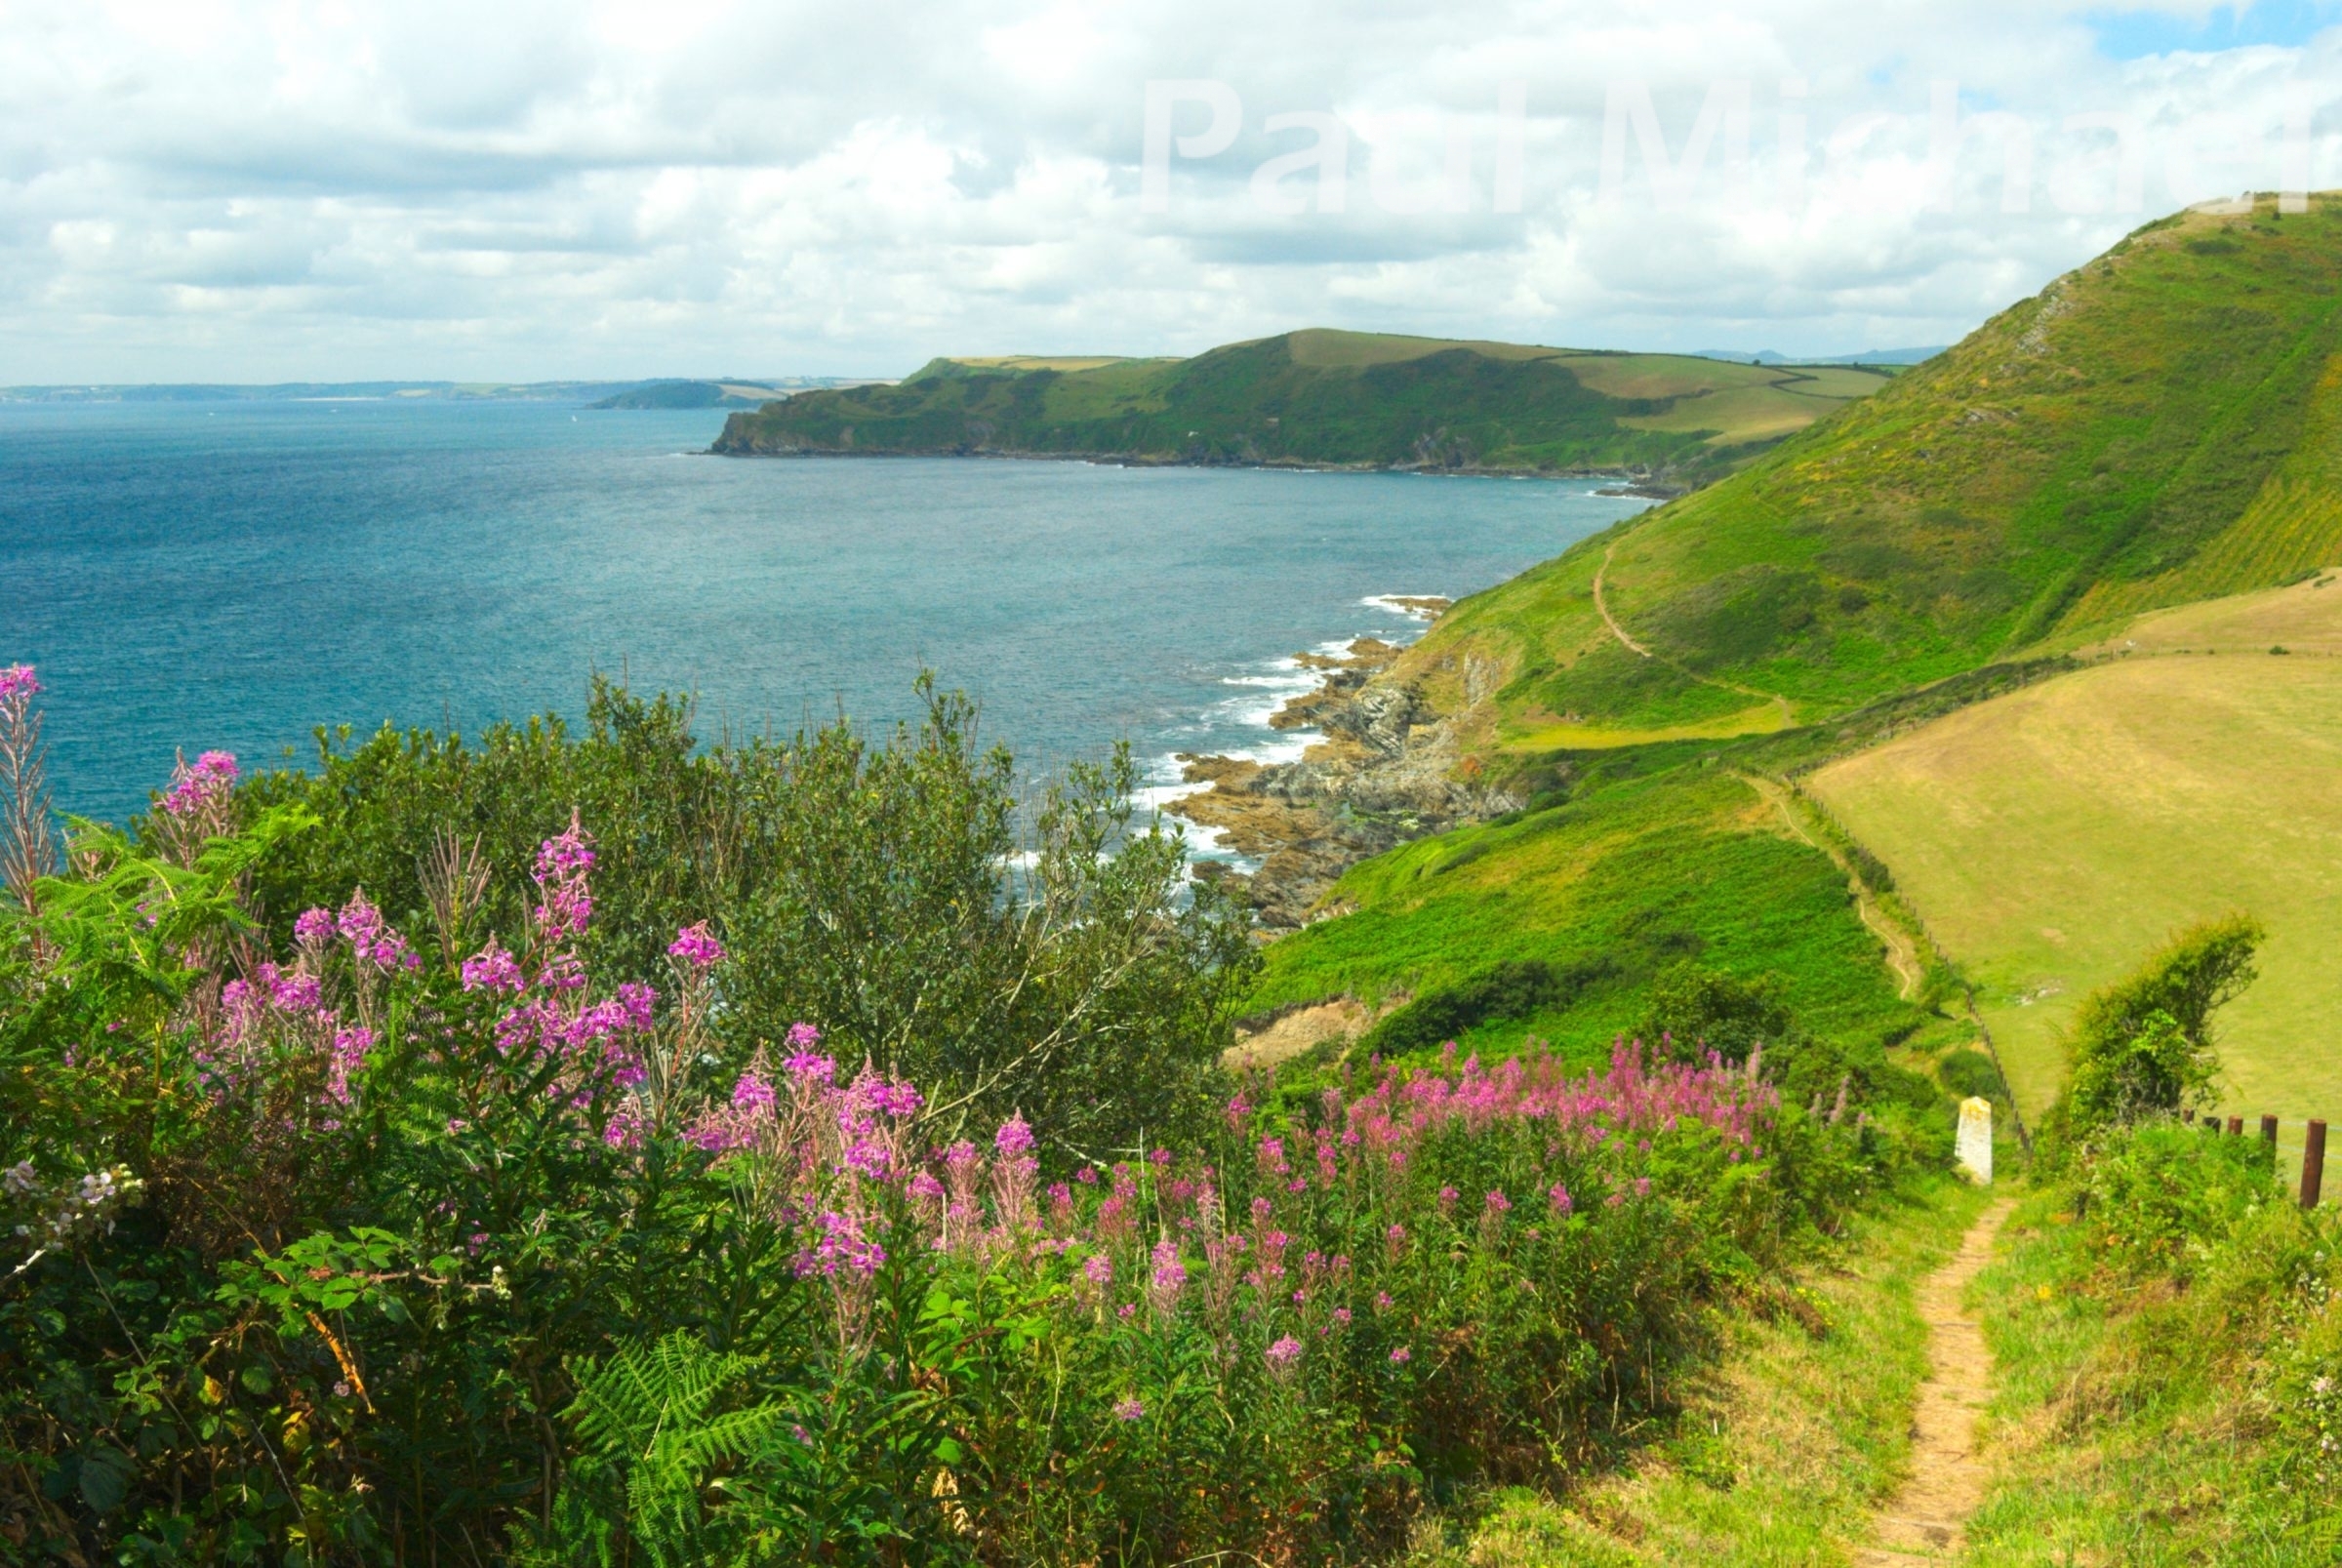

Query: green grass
<box><xmin>1407</xmin><ymin>1175</ymin><xmax>1989</xmax><ymax>1566</ymax></box>
<box><xmin>1964</xmin><ymin>1132</ymin><xmax>2342</xmax><ymax>1564</ymax></box>
<box><xmin>1240</xmin><ymin>764</ymin><xmax>1919</xmax><ymax>1062</ymax></box>
<box><xmin>710</xmin><ymin>330</ymin><xmax>1888</xmax><ymax>480</ymax></box>
<box><xmin>1395</xmin><ymin>194</ymin><xmax>2342</xmax><ymax>735</ymax></box>
<box><xmin>1803</xmin><ymin>633</ymin><xmax>2342</xmax><ymax>1156</ymax></box>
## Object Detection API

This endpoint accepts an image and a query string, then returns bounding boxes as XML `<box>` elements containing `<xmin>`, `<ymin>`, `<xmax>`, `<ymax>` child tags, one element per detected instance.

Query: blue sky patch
<box><xmin>2091</xmin><ymin>0</ymin><xmax>2341</xmax><ymax>59</ymax></box>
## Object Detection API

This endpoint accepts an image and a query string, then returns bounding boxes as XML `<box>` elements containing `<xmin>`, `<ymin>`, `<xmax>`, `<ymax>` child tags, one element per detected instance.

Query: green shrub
<box><xmin>2053</xmin><ymin>913</ymin><xmax>2262</xmax><ymax>1142</ymax></box>
<box><xmin>1935</xmin><ymin>1047</ymin><xmax>2007</xmax><ymax>1103</ymax></box>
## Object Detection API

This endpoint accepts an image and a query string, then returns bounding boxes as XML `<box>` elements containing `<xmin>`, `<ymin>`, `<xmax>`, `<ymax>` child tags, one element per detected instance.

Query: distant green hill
<box><xmin>1402</xmin><ymin>195</ymin><xmax>2342</xmax><ymax>747</ymax></box>
<box><xmin>587</xmin><ymin>380</ymin><xmax>795</xmax><ymax>410</ymax></box>
<box><xmin>709</xmin><ymin>328</ymin><xmax>1896</xmax><ymax>484</ymax></box>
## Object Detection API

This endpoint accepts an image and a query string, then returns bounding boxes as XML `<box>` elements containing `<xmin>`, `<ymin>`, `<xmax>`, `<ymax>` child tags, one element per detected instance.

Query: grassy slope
<box><xmin>1241</xmin><ymin>763</ymin><xmax>1919</xmax><ymax>1061</ymax></box>
<box><xmin>1804</xmin><ymin>578</ymin><xmax>2342</xmax><ymax>1146</ymax></box>
<box><xmin>1966</xmin><ymin>1146</ymin><xmax>2342</xmax><ymax>1565</ymax></box>
<box><xmin>1410</xmin><ymin>1176</ymin><xmax>1988</xmax><ymax>1566</ymax></box>
<box><xmin>711</xmin><ymin>329</ymin><xmax>1890</xmax><ymax>479</ymax></box>
<box><xmin>1396</xmin><ymin>195</ymin><xmax>2342</xmax><ymax>741</ymax></box>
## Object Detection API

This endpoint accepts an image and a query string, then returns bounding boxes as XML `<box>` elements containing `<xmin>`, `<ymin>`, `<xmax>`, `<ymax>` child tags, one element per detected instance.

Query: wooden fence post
<box><xmin>2304</xmin><ymin>1120</ymin><xmax>2328</xmax><ymax>1210</ymax></box>
<box><xmin>2182</xmin><ymin>1108</ymin><xmax>2196</xmax><ymax>1124</ymax></box>
<box><xmin>2227</xmin><ymin>1115</ymin><xmax>2243</xmax><ymax>1136</ymax></box>
<box><xmin>2261</xmin><ymin>1114</ymin><xmax>2279</xmax><ymax>1146</ymax></box>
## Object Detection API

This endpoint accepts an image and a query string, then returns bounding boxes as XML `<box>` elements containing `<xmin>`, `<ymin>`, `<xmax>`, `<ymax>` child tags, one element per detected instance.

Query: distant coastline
<box><xmin>705</xmin><ymin>442</ymin><xmax>1687</xmax><ymax>495</ymax></box>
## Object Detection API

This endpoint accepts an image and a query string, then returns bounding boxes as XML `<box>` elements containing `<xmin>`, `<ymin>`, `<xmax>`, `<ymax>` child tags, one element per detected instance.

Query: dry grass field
<box><xmin>1808</xmin><ymin>583</ymin><xmax>2342</xmax><ymax>1153</ymax></box>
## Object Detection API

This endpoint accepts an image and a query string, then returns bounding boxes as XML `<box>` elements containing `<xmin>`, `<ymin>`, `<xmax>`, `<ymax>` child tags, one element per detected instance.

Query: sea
<box><xmin>0</xmin><ymin>400</ymin><xmax>1649</xmax><ymax>852</ymax></box>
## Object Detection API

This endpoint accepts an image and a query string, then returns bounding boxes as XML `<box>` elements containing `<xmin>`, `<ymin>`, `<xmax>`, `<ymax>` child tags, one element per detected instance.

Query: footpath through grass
<box><xmin>1964</xmin><ymin>1127</ymin><xmax>2342</xmax><ymax>1566</ymax></box>
<box><xmin>1406</xmin><ymin>1174</ymin><xmax>1989</xmax><ymax>1566</ymax></box>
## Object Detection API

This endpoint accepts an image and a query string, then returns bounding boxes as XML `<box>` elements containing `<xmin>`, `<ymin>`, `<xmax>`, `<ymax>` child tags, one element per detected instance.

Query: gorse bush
<box><xmin>0</xmin><ymin>664</ymin><xmax>1934</xmax><ymax>1563</ymax></box>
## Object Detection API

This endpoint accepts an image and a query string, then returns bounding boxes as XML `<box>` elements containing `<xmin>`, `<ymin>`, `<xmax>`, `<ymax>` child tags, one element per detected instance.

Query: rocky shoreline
<box><xmin>1167</xmin><ymin>601</ymin><xmax>1528</xmax><ymax>929</ymax></box>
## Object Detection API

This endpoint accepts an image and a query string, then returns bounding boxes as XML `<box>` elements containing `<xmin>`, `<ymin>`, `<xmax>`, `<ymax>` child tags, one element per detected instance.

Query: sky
<box><xmin>4</xmin><ymin>0</ymin><xmax>2341</xmax><ymax>381</ymax></box>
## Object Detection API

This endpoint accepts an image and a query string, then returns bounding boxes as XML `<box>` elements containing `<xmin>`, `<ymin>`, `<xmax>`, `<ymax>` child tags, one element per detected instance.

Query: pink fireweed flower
<box><xmin>1265</xmin><ymin>1336</ymin><xmax>1304</xmax><ymax>1378</ymax></box>
<box><xmin>863</xmin><ymin>1079</ymin><xmax>922</xmax><ymax>1118</ymax></box>
<box><xmin>1082</xmin><ymin>1252</ymin><xmax>1113</xmax><ymax>1287</ymax></box>
<box><xmin>1634</xmin><ymin>1177</ymin><xmax>1652</xmax><ymax>1198</ymax></box>
<box><xmin>1149</xmin><ymin>1240</ymin><xmax>1187</xmax><ymax>1314</ymax></box>
<box><xmin>797</xmin><ymin>1210</ymin><xmax>886</xmax><ymax>1278</ymax></box>
<box><xmin>787</xmin><ymin>1022</ymin><xmax>822</xmax><ymax>1051</ymax></box>
<box><xmin>1436</xmin><ymin>1186</ymin><xmax>1459</xmax><ymax>1212</ymax></box>
<box><xmin>732</xmin><ymin>1071</ymin><xmax>777</xmax><ymax>1114</ymax></box>
<box><xmin>785</xmin><ymin>1051</ymin><xmax>837</xmax><ymax>1089</ymax></box>
<box><xmin>1112</xmin><ymin>1396</ymin><xmax>1146</xmax><ymax>1422</ymax></box>
<box><xmin>1075</xmin><ymin>1166</ymin><xmax>1099</xmax><ymax>1185</ymax></box>
<box><xmin>605</xmin><ymin>1104</ymin><xmax>645</xmax><ymax>1149</ymax></box>
<box><xmin>615</xmin><ymin>982</ymin><xmax>658</xmax><ymax>1030</ymax></box>
<box><xmin>1548</xmin><ymin>1183</ymin><xmax>1574</xmax><ymax>1215</ymax></box>
<box><xmin>531</xmin><ymin>816</ymin><xmax>596</xmax><ymax>939</ymax></box>
<box><xmin>994</xmin><ymin>1114</ymin><xmax>1036</xmax><ymax>1157</ymax></box>
<box><xmin>0</xmin><ymin>663</ymin><xmax>38</xmax><ymax>699</ymax></box>
<box><xmin>293</xmin><ymin>907</ymin><xmax>336</xmax><ymax>946</ymax></box>
<box><xmin>667</xmin><ymin>921</ymin><xmax>725</xmax><ymax>968</ymax></box>
<box><xmin>1484</xmin><ymin>1189</ymin><xmax>1512</xmax><ymax>1212</ymax></box>
<box><xmin>1375</xmin><ymin>1291</ymin><xmax>1393</xmax><ymax>1310</ymax></box>
<box><xmin>325</xmin><ymin>1026</ymin><xmax>374</xmax><ymax>1105</ymax></box>
<box><xmin>336</xmin><ymin>890</ymin><xmax>382</xmax><ymax>947</ymax></box>
<box><xmin>1250</xmin><ymin>1195</ymin><xmax>1273</xmax><ymax>1222</ymax></box>
<box><xmin>1390</xmin><ymin>1346</ymin><xmax>1411</xmax><ymax>1364</ymax></box>
<box><xmin>1224</xmin><ymin>1091</ymin><xmax>1251</xmax><ymax>1133</ymax></box>
<box><xmin>1385</xmin><ymin>1223</ymin><xmax>1407</xmax><ymax>1259</ymax></box>
<box><xmin>160</xmin><ymin>750</ymin><xmax>238</xmax><ymax>818</ymax></box>
<box><xmin>1332</xmin><ymin>1307</ymin><xmax>1352</xmax><ymax>1326</ymax></box>
<box><xmin>907</xmin><ymin>1170</ymin><xmax>946</xmax><ymax>1202</ymax></box>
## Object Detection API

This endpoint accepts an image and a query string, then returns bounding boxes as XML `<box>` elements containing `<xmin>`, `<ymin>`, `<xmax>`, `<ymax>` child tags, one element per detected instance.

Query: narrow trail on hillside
<box><xmin>1740</xmin><ymin>775</ymin><xmax>1927</xmax><ymax>999</ymax></box>
<box><xmin>1592</xmin><ymin>541</ymin><xmax>1797</xmax><ymax>726</ymax></box>
<box><xmin>1855</xmin><ymin>1198</ymin><xmax>2016</xmax><ymax>1564</ymax></box>
<box><xmin>1593</xmin><ymin>542</ymin><xmax>1655</xmax><ymax>657</ymax></box>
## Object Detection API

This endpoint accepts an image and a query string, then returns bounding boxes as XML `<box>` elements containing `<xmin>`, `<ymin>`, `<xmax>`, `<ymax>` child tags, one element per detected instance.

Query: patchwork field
<box><xmin>1808</xmin><ymin>586</ymin><xmax>2342</xmax><ymax>1150</ymax></box>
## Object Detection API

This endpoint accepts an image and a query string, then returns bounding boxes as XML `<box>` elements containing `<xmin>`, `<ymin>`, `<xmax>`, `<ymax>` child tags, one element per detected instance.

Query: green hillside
<box><xmin>710</xmin><ymin>328</ymin><xmax>1894</xmax><ymax>482</ymax></box>
<box><xmin>1243</xmin><ymin>194</ymin><xmax>2342</xmax><ymax>1106</ymax></box>
<box><xmin>1398</xmin><ymin>194</ymin><xmax>2342</xmax><ymax>744</ymax></box>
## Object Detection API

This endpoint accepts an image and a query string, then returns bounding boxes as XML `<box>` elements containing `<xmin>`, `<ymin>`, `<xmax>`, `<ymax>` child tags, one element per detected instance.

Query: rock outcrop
<box><xmin>1169</xmin><ymin>619</ymin><xmax>1525</xmax><ymax>928</ymax></box>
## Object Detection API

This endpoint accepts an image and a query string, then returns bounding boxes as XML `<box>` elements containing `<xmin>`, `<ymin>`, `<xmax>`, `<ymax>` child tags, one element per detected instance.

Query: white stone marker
<box><xmin>1955</xmin><ymin>1096</ymin><xmax>1994</xmax><ymax>1185</ymax></box>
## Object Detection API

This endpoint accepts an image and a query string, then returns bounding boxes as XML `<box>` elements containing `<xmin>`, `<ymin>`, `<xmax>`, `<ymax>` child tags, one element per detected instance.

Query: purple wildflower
<box><xmin>1390</xmin><ymin>1346</ymin><xmax>1411</xmax><ymax>1364</ymax></box>
<box><xmin>731</xmin><ymin>1071</ymin><xmax>776</xmax><ymax>1113</ymax></box>
<box><xmin>0</xmin><ymin>664</ymin><xmax>38</xmax><ymax>699</ymax></box>
<box><xmin>1548</xmin><ymin>1183</ymin><xmax>1573</xmax><ymax>1215</ymax></box>
<box><xmin>667</xmin><ymin>921</ymin><xmax>725</xmax><ymax>968</ymax></box>
<box><xmin>784</xmin><ymin>1051</ymin><xmax>836</xmax><ymax>1089</ymax></box>
<box><xmin>1265</xmin><ymin>1336</ymin><xmax>1304</xmax><ymax>1377</ymax></box>
<box><xmin>159</xmin><ymin>750</ymin><xmax>238</xmax><ymax>818</ymax></box>
<box><xmin>293</xmin><ymin>907</ymin><xmax>336</xmax><ymax>946</ymax></box>
<box><xmin>1083</xmin><ymin>1252</ymin><xmax>1113</xmax><ymax>1286</ymax></box>
<box><xmin>994</xmin><ymin>1114</ymin><xmax>1036</xmax><ymax>1157</ymax></box>
<box><xmin>1112</xmin><ymin>1396</ymin><xmax>1146</xmax><ymax>1422</ymax></box>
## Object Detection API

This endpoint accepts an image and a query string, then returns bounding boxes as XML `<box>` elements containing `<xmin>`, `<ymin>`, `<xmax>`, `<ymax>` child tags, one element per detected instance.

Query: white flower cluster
<box><xmin>5</xmin><ymin>1159</ymin><xmax>143</xmax><ymax>1255</ymax></box>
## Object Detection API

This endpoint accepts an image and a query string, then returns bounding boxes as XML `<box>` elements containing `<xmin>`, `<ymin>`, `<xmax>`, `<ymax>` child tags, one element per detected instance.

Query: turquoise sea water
<box><xmin>0</xmin><ymin>400</ymin><xmax>1648</xmax><ymax>832</ymax></box>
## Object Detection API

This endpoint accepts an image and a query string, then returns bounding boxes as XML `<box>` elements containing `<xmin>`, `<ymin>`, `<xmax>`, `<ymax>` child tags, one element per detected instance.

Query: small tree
<box><xmin>2060</xmin><ymin>913</ymin><xmax>2262</xmax><ymax>1133</ymax></box>
<box><xmin>1638</xmin><ymin>962</ymin><xmax>1792</xmax><ymax>1065</ymax></box>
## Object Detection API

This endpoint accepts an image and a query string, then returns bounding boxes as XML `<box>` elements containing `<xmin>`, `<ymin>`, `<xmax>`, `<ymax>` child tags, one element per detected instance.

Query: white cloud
<box><xmin>1</xmin><ymin>0</ymin><xmax>2339</xmax><ymax>379</ymax></box>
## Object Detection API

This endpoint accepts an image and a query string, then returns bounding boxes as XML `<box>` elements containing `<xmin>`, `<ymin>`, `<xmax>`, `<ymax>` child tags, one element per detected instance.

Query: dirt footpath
<box><xmin>1856</xmin><ymin>1197</ymin><xmax>2017</xmax><ymax>1564</ymax></box>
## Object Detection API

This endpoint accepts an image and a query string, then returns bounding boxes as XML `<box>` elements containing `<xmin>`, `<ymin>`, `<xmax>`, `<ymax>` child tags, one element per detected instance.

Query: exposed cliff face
<box><xmin>1168</xmin><ymin>623</ymin><xmax>1526</xmax><ymax>928</ymax></box>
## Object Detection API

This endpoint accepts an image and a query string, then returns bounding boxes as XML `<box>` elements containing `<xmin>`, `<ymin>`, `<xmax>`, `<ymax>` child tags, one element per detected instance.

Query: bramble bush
<box><xmin>0</xmin><ymin>664</ymin><xmax>1934</xmax><ymax>1564</ymax></box>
